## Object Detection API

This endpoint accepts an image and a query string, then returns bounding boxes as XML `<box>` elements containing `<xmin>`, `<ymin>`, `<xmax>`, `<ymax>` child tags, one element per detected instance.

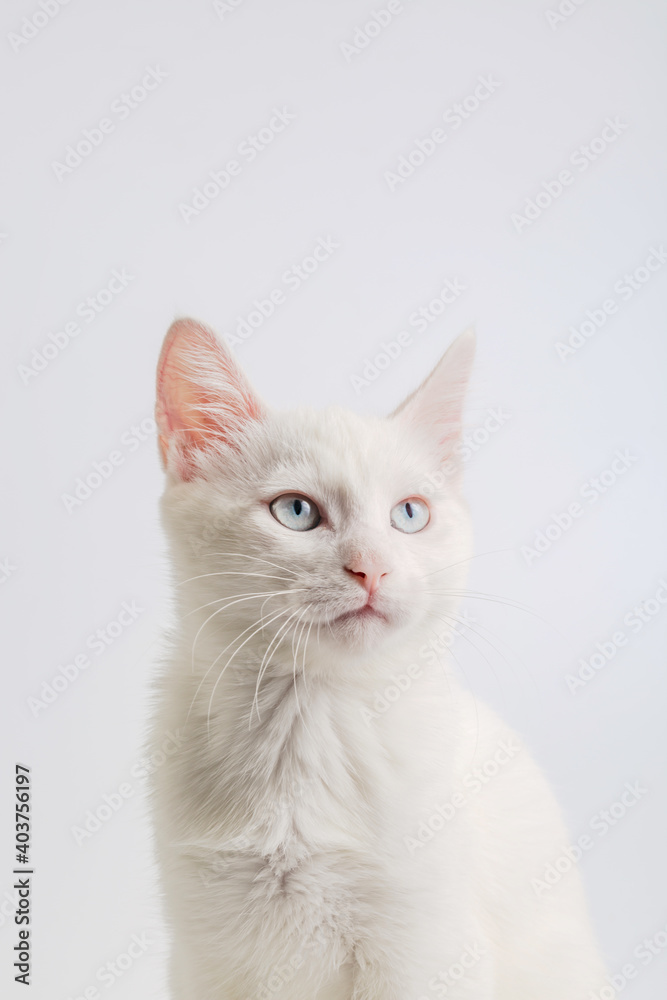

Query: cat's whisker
<box><xmin>189</xmin><ymin>589</ymin><xmax>308</xmax><ymax>670</ymax></box>
<box><xmin>431</xmin><ymin>610</ymin><xmax>507</xmax><ymax>712</ymax></box>
<box><xmin>301</xmin><ymin>618</ymin><xmax>315</xmax><ymax>699</ymax></box>
<box><xmin>184</xmin><ymin>606</ymin><xmax>286</xmax><ymax>725</ymax></box>
<box><xmin>206</xmin><ymin>607</ymin><xmax>295</xmax><ymax>735</ymax></box>
<box><xmin>292</xmin><ymin>607</ymin><xmax>310</xmax><ymax>679</ymax></box>
<box><xmin>196</xmin><ymin>551</ymin><xmax>300</xmax><ymax>579</ymax></box>
<box><xmin>189</xmin><ymin>591</ymin><xmax>278</xmax><ymax>670</ymax></box>
<box><xmin>259</xmin><ymin>593</ymin><xmax>274</xmax><ymax>623</ymax></box>
<box><xmin>177</xmin><ymin>570</ymin><xmax>294</xmax><ymax>588</ymax></box>
<box><xmin>251</xmin><ymin>608</ymin><xmax>304</xmax><ymax>727</ymax></box>
<box><xmin>424</xmin><ymin>587</ymin><xmax>561</xmax><ymax>634</ymax></box>
<box><xmin>290</xmin><ymin>612</ymin><xmax>307</xmax><ymax>721</ymax></box>
<box><xmin>291</xmin><ymin>609</ymin><xmax>316</xmax><ymax>742</ymax></box>
<box><xmin>420</xmin><ymin>547</ymin><xmax>517</xmax><ymax>579</ymax></box>
<box><xmin>290</xmin><ymin>608</ymin><xmax>303</xmax><ymax>661</ymax></box>
<box><xmin>185</xmin><ymin>587</ymin><xmax>307</xmax><ymax>619</ymax></box>
<box><xmin>443</xmin><ymin>609</ymin><xmax>540</xmax><ymax>696</ymax></box>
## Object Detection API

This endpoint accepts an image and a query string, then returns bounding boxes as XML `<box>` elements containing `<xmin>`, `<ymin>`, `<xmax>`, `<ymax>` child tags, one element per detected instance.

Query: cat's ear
<box><xmin>155</xmin><ymin>318</ymin><xmax>265</xmax><ymax>480</ymax></box>
<box><xmin>391</xmin><ymin>328</ymin><xmax>475</xmax><ymax>460</ymax></box>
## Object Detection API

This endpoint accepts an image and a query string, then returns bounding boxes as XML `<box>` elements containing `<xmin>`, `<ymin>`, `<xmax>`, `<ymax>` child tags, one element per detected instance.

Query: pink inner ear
<box><xmin>155</xmin><ymin>319</ymin><xmax>262</xmax><ymax>478</ymax></box>
<box><xmin>391</xmin><ymin>328</ymin><xmax>475</xmax><ymax>463</ymax></box>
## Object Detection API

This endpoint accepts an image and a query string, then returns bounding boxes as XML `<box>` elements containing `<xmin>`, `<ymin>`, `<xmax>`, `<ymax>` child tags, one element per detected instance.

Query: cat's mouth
<box><xmin>328</xmin><ymin>601</ymin><xmax>387</xmax><ymax>627</ymax></box>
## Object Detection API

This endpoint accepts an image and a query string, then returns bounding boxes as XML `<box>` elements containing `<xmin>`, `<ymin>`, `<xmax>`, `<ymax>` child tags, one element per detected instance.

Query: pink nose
<box><xmin>345</xmin><ymin>559</ymin><xmax>388</xmax><ymax>596</ymax></box>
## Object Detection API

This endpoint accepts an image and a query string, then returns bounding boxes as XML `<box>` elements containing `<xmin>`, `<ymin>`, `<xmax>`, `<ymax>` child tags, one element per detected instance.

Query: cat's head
<box><xmin>156</xmin><ymin>319</ymin><xmax>474</xmax><ymax>672</ymax></box>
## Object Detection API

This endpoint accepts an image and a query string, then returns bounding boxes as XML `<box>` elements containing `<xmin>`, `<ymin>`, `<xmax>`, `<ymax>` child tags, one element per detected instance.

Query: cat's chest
<box><xmin>190</xmin><ymin>673</ymin><xmax>410</xmax><ymax>858</ymax></box>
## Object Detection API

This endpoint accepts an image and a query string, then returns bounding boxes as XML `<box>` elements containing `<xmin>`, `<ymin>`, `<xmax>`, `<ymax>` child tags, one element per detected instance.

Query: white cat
<box><xmin>150</xmin><ymin>318</ymin><xmax>608</xmax><ymax>999</ymax></box>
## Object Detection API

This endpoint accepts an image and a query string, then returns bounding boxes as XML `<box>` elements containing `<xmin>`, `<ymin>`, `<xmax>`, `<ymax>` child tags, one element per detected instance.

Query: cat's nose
<box><xmin>344</xmin><ymin>558</ymin><xmax>389</xmax><ymax>597</ymax></box>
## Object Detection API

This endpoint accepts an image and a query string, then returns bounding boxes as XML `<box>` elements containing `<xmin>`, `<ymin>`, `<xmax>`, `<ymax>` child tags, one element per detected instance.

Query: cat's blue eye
<box><xmin>270</xmin><ymin>494</ymin><xmax>321</xmax><ymax>531</ymax></box>
<box><xmin>390</xmin><ymin>497</ymin><xmax>430</xmax><ymax>534</ymax></box>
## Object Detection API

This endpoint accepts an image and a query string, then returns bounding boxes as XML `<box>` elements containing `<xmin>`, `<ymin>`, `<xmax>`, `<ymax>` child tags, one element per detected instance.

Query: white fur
<box><xmin>149</xmin><ymin>321</ymin><xmax>608</xmax><ymax>999</ymax></box>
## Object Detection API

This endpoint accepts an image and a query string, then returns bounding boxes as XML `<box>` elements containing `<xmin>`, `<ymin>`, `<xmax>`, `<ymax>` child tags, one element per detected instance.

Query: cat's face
<box><xmin>157</xmin><ymin>320</ymin><xmax>474</xmax><ymax>670</ymax></box>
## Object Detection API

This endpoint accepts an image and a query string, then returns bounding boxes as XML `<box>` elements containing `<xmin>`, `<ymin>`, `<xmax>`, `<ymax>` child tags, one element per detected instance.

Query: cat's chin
<box><xmin>319</xmin><ymin>601</ymin><xmax>404</xmax><ymax>652</ymax></box>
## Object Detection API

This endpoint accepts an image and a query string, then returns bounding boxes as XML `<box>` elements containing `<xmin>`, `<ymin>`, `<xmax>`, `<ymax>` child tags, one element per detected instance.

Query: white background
<box><xmin>2</xmin><ymin>0</ymin><xmax>667</xmax><ymax>997</ymax></box>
